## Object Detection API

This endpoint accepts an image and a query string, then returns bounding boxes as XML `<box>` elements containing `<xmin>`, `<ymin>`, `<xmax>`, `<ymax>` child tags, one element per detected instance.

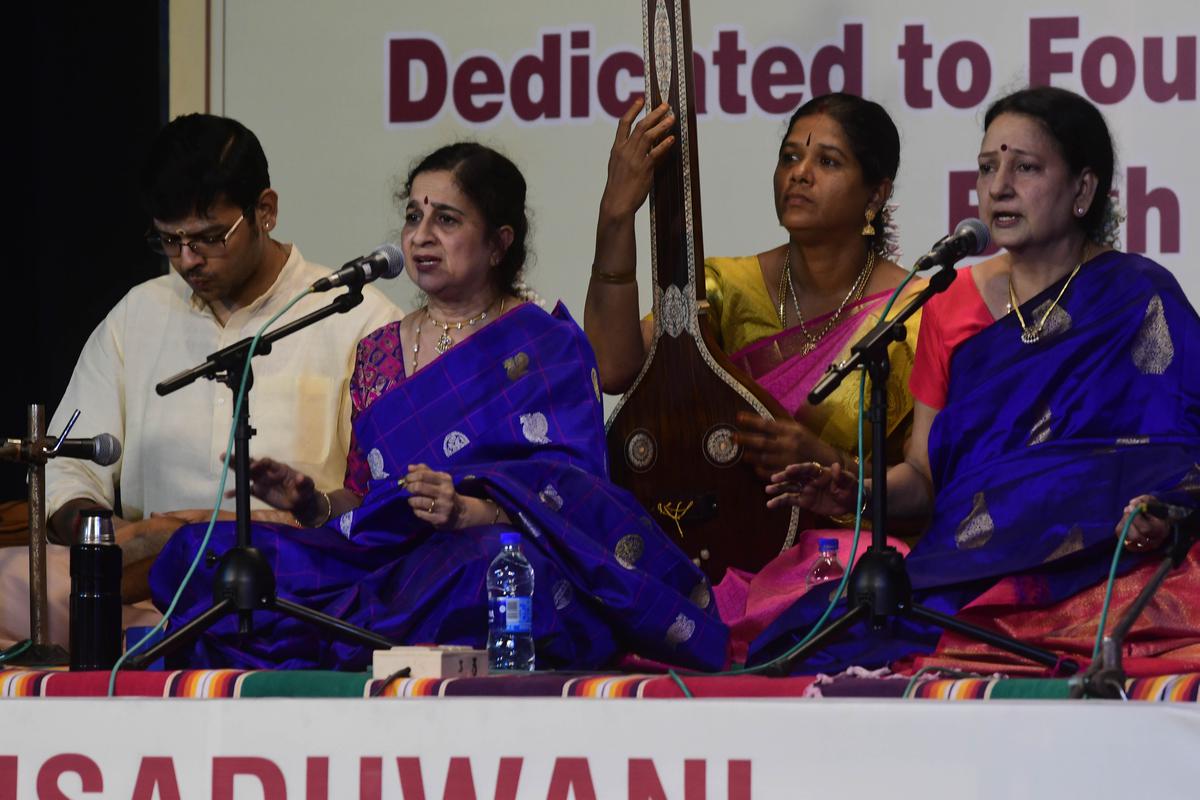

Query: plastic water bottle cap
<box><xmin>818</xmin><ymin>537</ymin><xmax>839</xmax><ymax>552</ymax></box>
<box><xmin>500</xmin><ymin>531</ymin><xmax>521</xmax><ymax>546</ymax></box>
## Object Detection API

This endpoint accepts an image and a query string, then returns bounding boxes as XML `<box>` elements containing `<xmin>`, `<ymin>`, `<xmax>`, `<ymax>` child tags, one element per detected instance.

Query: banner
<box><xmin>2</xmin><ymin>697</ymin><xmax>1197</xmax><ymax>797</ymax></box>
<box><xmin>201</xmin><ymin>0</ymin><xmax>1197</xmax><ymax>352</ymax></box>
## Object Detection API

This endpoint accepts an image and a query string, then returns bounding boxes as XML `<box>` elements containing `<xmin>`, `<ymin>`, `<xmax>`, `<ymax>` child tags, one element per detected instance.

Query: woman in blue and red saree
<box><xmin>753</xmin><ymin>87</ymin><xmax>1200</xmax><ymax>675</ymax></box>
<box><xmin>149</xmin><ymin>143</ymin><xmax>727</xmax><ymax>670</ymax></box>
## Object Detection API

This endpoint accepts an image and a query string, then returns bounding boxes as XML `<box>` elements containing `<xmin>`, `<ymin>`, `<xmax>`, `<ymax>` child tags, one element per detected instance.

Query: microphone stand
<box><xmin>1071</xmin><ymin>517</ymin><xmax>1199</xmax><ymax>699</ymax></box>
<box><xmin>762</xmin><ymin>265</ymin><xmax>1077</xmax><ymax>676</ymax></box>
<box><xmin>4</xmin><ymin>404</ymin><xmax>70</xmax><ymax>666</ymax></box>
<box><xmin>126</xmin><ymin>288</ymin><xmax>396</xmax><ymax>669</ymax></box>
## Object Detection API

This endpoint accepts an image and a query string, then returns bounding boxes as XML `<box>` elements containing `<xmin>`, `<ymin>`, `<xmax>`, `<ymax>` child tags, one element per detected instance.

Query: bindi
<box><xmin>805</xmin><ymin>131</ymin><xmax>812</xmax><ymax>146</ymax></box>
<box><xmin>1000</xmin><ymin>144</ymin><xmax>1008</xmax><ymax>152</ymax></box>
<box><xmin>422</xmin><ymin>195</ymin><xmax>430</xmax><ymax>206</ymax></box>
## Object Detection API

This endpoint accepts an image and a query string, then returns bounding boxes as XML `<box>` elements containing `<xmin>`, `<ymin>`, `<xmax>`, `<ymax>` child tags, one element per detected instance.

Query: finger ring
<box><xmin>428</xmin><ymin>499</ymin><xmax>437</xmax><ymax>514</ymax></box>
<box><xmin>396</xmin><ymin>478</ymin><xmax>407</xmax><ymax>490</ymax></box>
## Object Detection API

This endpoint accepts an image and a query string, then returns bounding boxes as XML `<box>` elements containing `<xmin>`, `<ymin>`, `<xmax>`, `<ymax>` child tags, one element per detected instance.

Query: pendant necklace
<box><xmin>777</xmin><ymin>248</ymin><xmax>876</xmax><ymax>354</ymax></box>
<box><xmin>412</xmin><ymin>297</ymin><xmax>505</xmax><ymax>372</ymax></box>
<box><xmin>1008</xmin><ymin>262</ymin><xmax>1082</xmax><ymax>345</ymax></box>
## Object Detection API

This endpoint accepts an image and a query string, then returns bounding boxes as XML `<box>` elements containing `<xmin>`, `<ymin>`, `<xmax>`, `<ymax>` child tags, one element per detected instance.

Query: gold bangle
<box><xmin>590</xmin><ymin>269</ymin><xmax>637</xmax><ymax>285</ymax></box>
<box><xmin>484</xmin><ymin>498</ymin><xmax>501</xmax><ymax>525</ymax></box>
<box><xmin>829</xmin><ymin>485</ymin><xmax>871</xmax><ymax>527</ymax></box>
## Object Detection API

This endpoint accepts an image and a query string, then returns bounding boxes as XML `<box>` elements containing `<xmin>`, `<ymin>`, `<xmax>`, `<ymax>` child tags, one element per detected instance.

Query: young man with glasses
<box><xmin>4</xmin><ymin>114</ymin><xmax>399</xmax><ymax>637</ymax></box>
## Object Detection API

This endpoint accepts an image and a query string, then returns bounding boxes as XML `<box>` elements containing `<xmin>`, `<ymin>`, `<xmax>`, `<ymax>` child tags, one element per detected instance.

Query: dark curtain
<box><xmin>4</xmin><ymin>2</ymin><xmax>168</xmax><ymax>500</ymax></box>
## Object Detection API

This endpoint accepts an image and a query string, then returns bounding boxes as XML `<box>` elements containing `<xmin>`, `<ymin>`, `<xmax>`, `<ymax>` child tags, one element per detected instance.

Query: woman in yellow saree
<box><xmin>586</xmin><ymin>93</ymin><xmax>923</xmax><ymax>661</ymax></box>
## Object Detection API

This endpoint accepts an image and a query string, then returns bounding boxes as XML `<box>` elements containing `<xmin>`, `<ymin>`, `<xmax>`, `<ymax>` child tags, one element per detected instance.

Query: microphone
<box><xmin>311</xmin><ymin>244</ymin><xmax>404</xmax><ymax>293</ymax></box>
<box><xmin>914</xmin><ymin>218</ymin><xmax>990</xmax><ymax>271</ymax></box>
<box><xmin>0</xmin><ymin>433</ymin><xmax>122</xmax><ymax>466</ymax></box>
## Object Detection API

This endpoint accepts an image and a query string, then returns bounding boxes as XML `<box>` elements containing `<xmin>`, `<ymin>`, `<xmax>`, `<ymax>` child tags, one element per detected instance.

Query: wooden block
<box><xmin>372</xmin><ymin>645</ymin><xmax>489</xmax><ymax>679</ymax></box>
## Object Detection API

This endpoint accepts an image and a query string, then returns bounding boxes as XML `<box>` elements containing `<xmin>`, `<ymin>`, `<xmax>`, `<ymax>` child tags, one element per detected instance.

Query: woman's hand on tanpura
<box><xmin>1119</xmin><ymin>494</ymin><xmax>1173</xmax><ymax>552</ymax></box>
<box><xmin>765</xmin><ymin>461</ymin><xmax>861</xmax><ymax>517</ymax></box>
<box><xmin>599</xmin><ymin>98</ymin><xmax>675</xmax><ymax>222</ymax></box>
<box><xmin>736</xmin><ymin>412</ymin><xmax>831</xmax><ymax>480</ymax></box>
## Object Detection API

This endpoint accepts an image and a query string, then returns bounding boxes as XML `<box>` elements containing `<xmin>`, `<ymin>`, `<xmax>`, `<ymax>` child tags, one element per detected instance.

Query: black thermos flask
<box><xmin>70</xmin><ymin>508</ymin><xmax>122</xmax><ymax>670</ymax></box>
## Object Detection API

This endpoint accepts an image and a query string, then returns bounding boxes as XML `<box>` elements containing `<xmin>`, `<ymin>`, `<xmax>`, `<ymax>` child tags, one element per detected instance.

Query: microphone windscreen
<box><xmin>954</xmin><ymin>218</ymin><xmax>991</xmax><ymax>255</ymax></box>
<box><xmin>372</xmin><ymin>243</ymin><xmax>405</xmax><ymax>279</ymax></box>
<box><xmin>94</xmin><ymin>434</ymin><xmax>122</xmax><ymax>466</ymax></box>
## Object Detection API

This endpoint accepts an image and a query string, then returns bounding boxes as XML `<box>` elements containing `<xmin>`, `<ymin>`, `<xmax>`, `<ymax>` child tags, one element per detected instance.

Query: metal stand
<box><xmin>762</xmin><ymin>267</ymin><xmax>1077</xmax><ymax>677</ymax></box>
<box><xmin>1072</xmin><ymin>514</ymin><xmax>1199</xmax><ymax>698</ymax></box>
<box><xmin>5</xmin><ymin>404</ymin><xmax>70</xmax><ymax>666</ymax></box>
<box><xmin>126</xmin><ymin>289</ymin><xmax>395</xmax><ymax>668</ymax></box>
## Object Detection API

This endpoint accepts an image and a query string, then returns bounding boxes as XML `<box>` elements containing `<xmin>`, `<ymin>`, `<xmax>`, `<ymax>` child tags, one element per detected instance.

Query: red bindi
<box><xmin>1000</xmin><ymin>144</ymin><xmax>1008</xmax><ymax>152</ymax></box>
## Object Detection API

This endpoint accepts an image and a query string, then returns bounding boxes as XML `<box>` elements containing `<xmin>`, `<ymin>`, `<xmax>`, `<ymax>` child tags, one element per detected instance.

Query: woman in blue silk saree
<box><xmin>149</xmin><ymin>144</ymin><xmax>727</xmax><ymax>671</ymax></box>
<box><xmin>754</xmin><ymin>87</ymin><xmax>1200</xmax><ymax>674</ymax></box>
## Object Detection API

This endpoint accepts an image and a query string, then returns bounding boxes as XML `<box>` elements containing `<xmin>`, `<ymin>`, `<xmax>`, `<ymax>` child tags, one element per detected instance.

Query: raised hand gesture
<box><xmin>598</xmin><ymin>97</ymin><xmax>676</xmax><ymax>222</ymax></box>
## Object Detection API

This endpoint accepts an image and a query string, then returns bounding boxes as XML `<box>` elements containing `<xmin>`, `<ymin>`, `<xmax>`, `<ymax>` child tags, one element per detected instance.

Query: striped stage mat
<box><xmin>2</xmin><ymin>667</ymin><xmax>1196</xmax><ymax>701</ymax></box>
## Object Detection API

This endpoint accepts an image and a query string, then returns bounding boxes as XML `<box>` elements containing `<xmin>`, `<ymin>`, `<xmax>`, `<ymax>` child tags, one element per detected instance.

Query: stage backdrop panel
<box><xmin>194</xmin><ymin>1</ymin><xmax>1196</xmax><ymax>360</ymax></box>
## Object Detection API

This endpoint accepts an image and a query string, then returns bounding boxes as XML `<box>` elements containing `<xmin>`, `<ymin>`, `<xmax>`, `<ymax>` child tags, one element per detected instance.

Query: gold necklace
<box><xmin>776</xmin><ymin>248</ymin><xmax>876</xmax><ymax>354</ymax></box>
<box><xmin>412</xmin><ymin>297</ymin><xmax>505</xmax><ymax>372</ymax></box>
<box><xmin>1007</xmin><ymin>262</ymin><xmax>1082</xmax><ymax>345</ymax></box>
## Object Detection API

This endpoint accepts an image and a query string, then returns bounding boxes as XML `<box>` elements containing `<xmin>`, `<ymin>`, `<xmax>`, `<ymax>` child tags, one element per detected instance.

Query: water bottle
<box><xmin>70</xmin><ymin>508</ymin><xmax>123</xmax><ymax>670</ymax></box>
<box><xmin>486</xmin><ymin>531</ymin><xmax>535</xmax><ymax>671</ymax></box>
<box><xmin>805</xmin><ymin>537</ymin><xmax>845</xmax><ymax>591</ymax></box>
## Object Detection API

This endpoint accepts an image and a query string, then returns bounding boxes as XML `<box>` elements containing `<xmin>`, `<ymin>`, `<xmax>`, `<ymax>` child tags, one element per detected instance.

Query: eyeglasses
<box><xmin>145</xmin><ymin>214</ymin><xmax>246</xmax><ymax>257</ymax></box>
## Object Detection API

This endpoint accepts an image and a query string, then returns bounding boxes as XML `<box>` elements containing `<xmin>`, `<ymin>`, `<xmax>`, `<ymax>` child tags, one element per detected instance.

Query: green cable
<box><xmin>744</xmin><ymin>370</ymin><xmax>867</xmax><ymax>676</ymax></box>
<box><xmin>666</xmin><ymin>269</ymin><xmax>924</xmax><ymax>694</ymax></box>
<box><xmin>667</xmin><ymin>668</ymin><xmax>693</xmax><ymax>697</ymax></box>
<box><xmin>107</xmin><ymin>287</ymin><xmax>315</xmax><ymax>696</ymax></box>
<box><xmin>531</xmin><ymin>266</ymin><xmax>912</xmax><ymax>696</ymax></box>
<box><xmin>0</xmin><ymin>639</ymin><xmax>32</xmax><ymax>664</ymax></box>
<box><xmin>1092</xmin><ymin>507</ymin><xmax>1140</xmax><ymax>662</ymax></box>
<box><xmin>900</xmin><ymin>509</ymin><xmax>1138</xmax><ymax>693</ymax></box>
<box><xmin>664</xmin><ymin>353</ymin><xmax>869</xmax><ymax>691</ymax></box>
<box><xmin>881</xmin><ymin>267</ymin><xmax>917</xmax><ymax>318</ymax></box>
<box><xmin>743</xmin><ymin>267</ymin><xmax>921</xmax><ymax>676</ymax></box>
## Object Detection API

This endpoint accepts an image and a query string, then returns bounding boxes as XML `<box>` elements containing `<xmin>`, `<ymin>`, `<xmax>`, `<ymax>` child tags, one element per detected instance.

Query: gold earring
<box><xmin>861</xmin><ymin>208</ymin><xmax>877</xmax><ymax>237</ymax></box>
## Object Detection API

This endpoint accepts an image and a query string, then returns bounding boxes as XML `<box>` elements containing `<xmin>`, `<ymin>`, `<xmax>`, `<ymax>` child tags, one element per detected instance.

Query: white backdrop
<box><xmin>203</xmin><ymin>0</ymin><xmax>1198</xmax><ymax>326</ymax></box>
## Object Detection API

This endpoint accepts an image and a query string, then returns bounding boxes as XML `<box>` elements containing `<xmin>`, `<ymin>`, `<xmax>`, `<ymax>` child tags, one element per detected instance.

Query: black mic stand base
<box><xmin>5</xmin><ymin>643</ymin><xmax>70</xmax><ymax>668</ymax></box>
<box><xmin>127</xmin><ymin>291</ymin><xmax>396</xmax><ymax>670</ymax></box>
<box><xmin>765</xmin><ymin>278</ymin><xmax>1079</xmax><ymax>679</ymax></box>
<box><xmin>126</xmin><ymin>547</ymin><xmax>396</xmax><ymax>670</ymax></box>
<box><xmin>759</xmin><ymin>547</ymin><xmax>1077</xmax><ymax>677</ymax></box>
<box><xmin>1071</xmin><ymin>521</ymin><xmax>1198</xmax><ymax>699</ymax></box>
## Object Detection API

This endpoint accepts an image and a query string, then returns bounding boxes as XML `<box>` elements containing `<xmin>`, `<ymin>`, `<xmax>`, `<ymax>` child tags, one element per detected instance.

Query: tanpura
<box><xmin>605</xmin><ymin>0</ymin><xmax>815</xmax><ymax>582</ymax></box>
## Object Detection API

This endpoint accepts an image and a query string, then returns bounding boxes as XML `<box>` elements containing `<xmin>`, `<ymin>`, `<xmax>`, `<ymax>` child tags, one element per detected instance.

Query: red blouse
<box><xmin>909</xmin><ymin>266</ymin><xmax>996</xmax><ymax>410</ymax></box>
